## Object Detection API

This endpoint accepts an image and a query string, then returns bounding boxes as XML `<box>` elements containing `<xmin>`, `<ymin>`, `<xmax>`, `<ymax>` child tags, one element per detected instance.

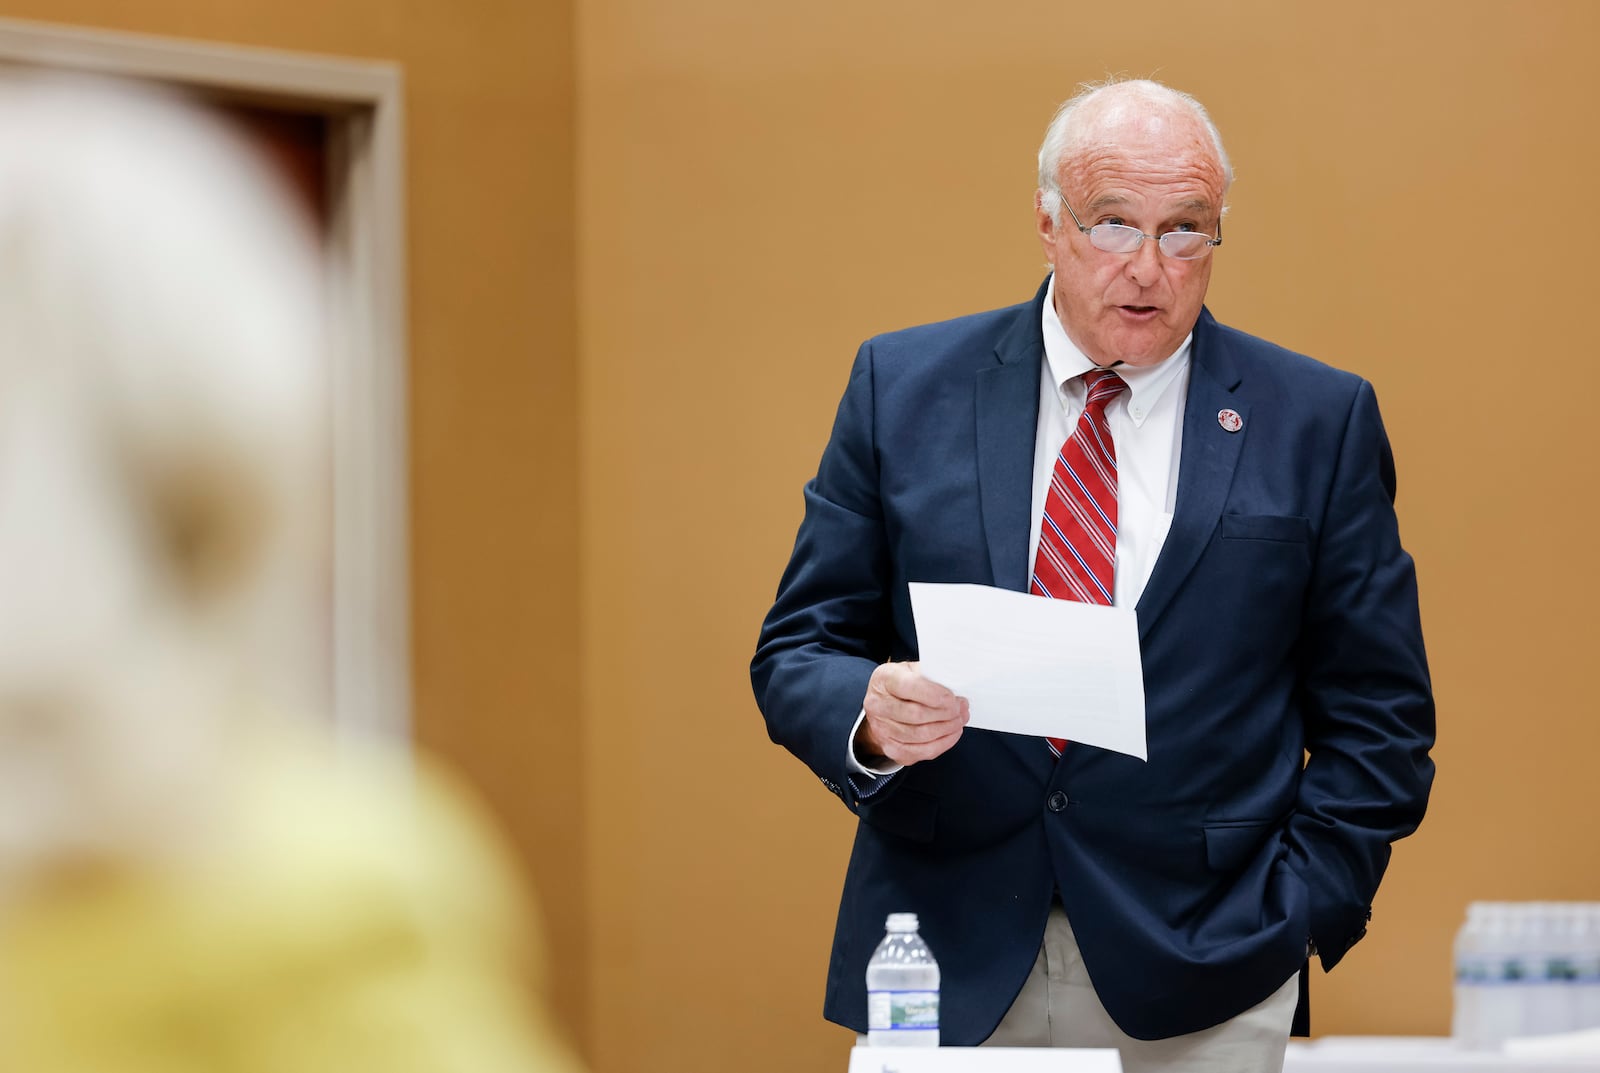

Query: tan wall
<box><xmin>0</xmin><ymin>0</ymin><xmax>587</xmax><ymax>1046</ymax></box>
<box><xmin>578</xmin><ymin>1</ymin><xmax>1600</xmax><ymax>1070</ymax></box>
<box><xmin>5</xmin><ymin>1</ymin><xmax>1599</xmax><ymax>1071</ymax></box>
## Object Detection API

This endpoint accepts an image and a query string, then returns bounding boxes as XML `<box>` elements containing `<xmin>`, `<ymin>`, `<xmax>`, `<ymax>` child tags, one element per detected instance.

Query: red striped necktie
<box><xmin>1030</xmin><ymin>367</ymin><xmax>1126</xmax><ymax>757</ymax></box>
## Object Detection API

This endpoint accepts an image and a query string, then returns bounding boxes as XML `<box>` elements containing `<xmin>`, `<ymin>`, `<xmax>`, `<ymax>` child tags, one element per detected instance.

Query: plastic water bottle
<box><xmin>1472</xmin><ymin>902</ymin><xmax>1524</xmax><ymax>1049</ymax></box>
<box><xmin>1555</xmin><ymin>903</ymin><xmax>1589</xmax><ymax>1036</ymax></box>
<box><xmin>1455</xmin><ymin>901</ymin><xmax>1600</xmax><ymax>1046</ymax></box>
<box><xmin>1575</xmin><ymin>904</ymin><xmax>1600</xmax><ymax>1031</ymax></box>
<box><xmin>1452</xmin><ymin>903</ymin><xmax>1489</xmax><ymax>1044</ymax></box>
<box><xmin>1524</xmin><ymin>902</ymin><xmax>1571</xmax><ymax>1037</ymax></box>
<box><xmin>866</xmin><ymin>912</ymin><xmax>940</xmax><ymax>1047</ymax></box>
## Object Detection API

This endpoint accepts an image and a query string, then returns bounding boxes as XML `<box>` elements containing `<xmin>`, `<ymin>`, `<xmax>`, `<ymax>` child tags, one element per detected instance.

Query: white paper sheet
<box><xmin>908</xmin><ymin>582</ymin><xmax>1147</xmax><ymax>760</ymax></box>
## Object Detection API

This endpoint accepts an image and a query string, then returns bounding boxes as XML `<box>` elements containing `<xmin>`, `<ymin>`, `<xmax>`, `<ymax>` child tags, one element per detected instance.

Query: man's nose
<box><xmin>1125</xmin><ymin>237</ymin><xmax>1162</xmax><ymax>287</ymax></box>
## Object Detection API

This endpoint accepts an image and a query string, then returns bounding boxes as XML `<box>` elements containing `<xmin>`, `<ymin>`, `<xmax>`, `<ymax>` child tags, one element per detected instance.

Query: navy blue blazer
<box><xmin>751</xmin><ymin>280</ymin><xmax>1435</xmax><ymax>1044</ymax></box>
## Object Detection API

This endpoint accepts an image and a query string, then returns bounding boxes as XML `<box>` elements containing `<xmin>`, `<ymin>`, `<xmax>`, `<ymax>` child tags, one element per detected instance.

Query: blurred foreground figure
<box><xmin>0</xmin><ymin>73</ymin><xmax>580</xmax><ymax>1073</ymax></box>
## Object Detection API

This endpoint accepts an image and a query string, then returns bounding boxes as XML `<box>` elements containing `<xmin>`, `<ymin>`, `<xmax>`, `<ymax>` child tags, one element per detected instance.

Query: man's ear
<box><xmin>1034</xmin><ymin>190</ymin><xmax>1057</xmax><ymax>260</ymax></box>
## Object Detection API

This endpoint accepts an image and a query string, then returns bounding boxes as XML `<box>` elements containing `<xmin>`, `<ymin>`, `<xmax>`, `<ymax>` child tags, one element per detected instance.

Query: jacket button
<box><xmin>1047</xmin><ymin>791</ymin><xmax>1068</xmax><ymax>812</ymax></box>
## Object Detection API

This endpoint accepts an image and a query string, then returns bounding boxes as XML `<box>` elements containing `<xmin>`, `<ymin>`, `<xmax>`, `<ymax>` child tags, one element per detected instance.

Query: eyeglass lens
<box><xmin>1088</xmin><ymin>225</ymin><xmax>1212</xmax><ymax>260</ymax></box>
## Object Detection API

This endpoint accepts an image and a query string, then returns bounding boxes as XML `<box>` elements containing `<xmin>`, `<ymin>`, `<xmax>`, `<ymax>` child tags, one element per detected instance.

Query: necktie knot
<box><xmin>1081</xmin><ymin>368</ymin><xmax>1127</xmax><ymax>413</ymax></box>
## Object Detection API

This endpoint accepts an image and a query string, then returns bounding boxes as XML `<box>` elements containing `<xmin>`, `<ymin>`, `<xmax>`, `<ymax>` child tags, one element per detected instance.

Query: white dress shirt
<box><xmin>847</xmin><ymin>276</ymin><xmax>1193</xmax><ymax>776</ymax></box>
<box><xmin>1031</xmin><ymin>274</ymin><xmax>1190</xmax><ymax>610</ymax></box>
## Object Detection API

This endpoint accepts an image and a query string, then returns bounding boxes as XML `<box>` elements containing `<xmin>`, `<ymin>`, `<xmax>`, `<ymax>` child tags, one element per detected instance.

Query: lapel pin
<box><xmin>1217</xmin><ymin>408</ymin><xmax>1243</xmax><ymax>433</ymax></box>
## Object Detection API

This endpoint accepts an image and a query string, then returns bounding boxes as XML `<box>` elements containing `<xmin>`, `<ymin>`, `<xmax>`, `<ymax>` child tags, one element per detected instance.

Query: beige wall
<box><xmin>0</xmin><ymin>0</ymin><xmax>587</xmax><ymax>1044</ymax></box>
<box><xmin>578</xmin><ymin>1</ymin><xmax>1600</xmax><ymax>1069</ymax></box>
<box><xmin>5</xmin><ymin>1</ymin><xmax>1599</xmax><ymax>1071</ymax></box>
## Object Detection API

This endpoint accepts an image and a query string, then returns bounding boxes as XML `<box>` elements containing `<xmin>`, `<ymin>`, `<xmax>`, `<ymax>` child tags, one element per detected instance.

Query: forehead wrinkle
<box><xmin>1078</xmin><ymin>186</ymin><xmax>1219</xmax><ymax>217</ymax></box>
<box><xmin>1084</xmin><ymin>193</ymin><xmax>1130</xmax><ymax>214</ymax></box>
<box><xmin>1062</xmin><ymin>155</ymin><xmax>1225</xmax><ymax>223</ymax></box>
<box><xmin>1069</xmin><ymin>143</ymin><xmax>1224</xmax><ymax>183</ymax></box>
<box><xmin>1055</xmin><ymin>97</ymin><xmax>1227</xmax><ymax>204</ymax></box>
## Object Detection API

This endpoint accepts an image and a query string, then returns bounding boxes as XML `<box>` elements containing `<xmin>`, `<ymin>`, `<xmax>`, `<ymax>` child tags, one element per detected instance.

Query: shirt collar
<box><xmin>1040</xmin><ymin>273</ymin><xmax>1191</xmax><ymax>427</ymax></box>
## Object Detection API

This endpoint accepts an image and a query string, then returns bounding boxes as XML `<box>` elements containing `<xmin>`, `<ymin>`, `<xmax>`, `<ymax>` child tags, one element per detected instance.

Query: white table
<box><xmin>1285</xmin><ymin>1036</ymin><xmax>1600</xmax><ymax>1072</ymax></box>
<box><xmin>847</xmin><ymin>1046</ymin><xmax>1121</xmax><ymax>1072</ymax></box>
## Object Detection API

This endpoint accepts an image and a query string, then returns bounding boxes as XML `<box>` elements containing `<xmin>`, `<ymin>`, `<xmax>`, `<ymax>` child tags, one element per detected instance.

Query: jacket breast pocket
<box><xmin>1219</xmin><ymin>513</ymin><xmax>1310</xmax><ymax>544</ymax></box>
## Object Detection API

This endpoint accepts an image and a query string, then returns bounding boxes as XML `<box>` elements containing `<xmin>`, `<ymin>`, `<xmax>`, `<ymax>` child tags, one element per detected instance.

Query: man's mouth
<box><xmin>1118</xmin><ymin>304</ymin><xmax>1159</xmax><ymax>317</ymax></box>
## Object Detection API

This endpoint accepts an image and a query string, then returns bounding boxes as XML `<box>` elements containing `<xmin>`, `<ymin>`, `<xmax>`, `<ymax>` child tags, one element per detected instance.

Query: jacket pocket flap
<box><xmin>1219</xmin><ymin>513</ymin><xmax>1310</xmax><ymax>543</ymax></box>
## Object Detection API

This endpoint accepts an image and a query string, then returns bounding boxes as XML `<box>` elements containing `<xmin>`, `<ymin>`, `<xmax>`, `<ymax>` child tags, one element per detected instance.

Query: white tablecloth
<box><xmin>1285</xmin><ymin>1036</ymin><xmax>1600</xmax><ymax>1072</ymax></box>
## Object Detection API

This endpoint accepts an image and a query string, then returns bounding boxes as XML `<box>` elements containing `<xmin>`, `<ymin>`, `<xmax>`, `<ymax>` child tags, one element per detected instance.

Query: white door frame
<box><xmin>0</xmin><ymin>16</ymin><xmax>410</xmax><ymax>742</ymax></box>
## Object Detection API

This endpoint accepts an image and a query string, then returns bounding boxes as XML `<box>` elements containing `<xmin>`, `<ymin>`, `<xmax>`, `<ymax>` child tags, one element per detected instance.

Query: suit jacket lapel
<box><xmin>976</xmin><ymin>281</ymin><xmax>1048</xmax><ymax>593</ymax></box>
<box><xmin>1136</xmin><ymin>309</ymin><xmax>1245</xmax><ymax>640</ymax></box>
<box><xmin>972</xmin><ymin>294</ymin><xmax>1247</xmax><ymax>640</ymax></box>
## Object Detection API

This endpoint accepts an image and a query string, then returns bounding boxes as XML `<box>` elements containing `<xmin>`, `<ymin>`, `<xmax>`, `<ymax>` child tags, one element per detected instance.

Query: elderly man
<box><xmin>751</xmin><ymin>78</ymin><xmax>1434</xmax><ymax>1073</ymax></box>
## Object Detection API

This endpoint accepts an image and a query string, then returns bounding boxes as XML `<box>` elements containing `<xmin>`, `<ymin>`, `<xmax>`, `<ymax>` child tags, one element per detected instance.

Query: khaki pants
<box><xmin>984</xmin><ymin>902</ymin><xmax>1297</xmax><ymax>1073</ymax></box>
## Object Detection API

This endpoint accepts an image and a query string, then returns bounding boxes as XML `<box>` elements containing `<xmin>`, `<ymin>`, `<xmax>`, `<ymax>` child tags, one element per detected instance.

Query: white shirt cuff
<box><xmin>845</xmin><ymin>708</ymin><xmax>903</xmax><ymax>777</ymax></box>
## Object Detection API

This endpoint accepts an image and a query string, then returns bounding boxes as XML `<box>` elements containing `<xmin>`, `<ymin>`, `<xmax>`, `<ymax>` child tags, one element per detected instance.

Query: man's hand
<box><xmin>856</xmin><ymin>661</ymin><xmax>969</xmax><ymax>767</ymax></box>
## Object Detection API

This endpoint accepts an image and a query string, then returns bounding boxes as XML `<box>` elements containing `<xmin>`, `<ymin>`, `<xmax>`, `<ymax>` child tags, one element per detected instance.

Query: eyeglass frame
<box><xmin>1058</xmin><ymin>194</ymin><xmax>1223</xmax><ymax>261</ymax></box>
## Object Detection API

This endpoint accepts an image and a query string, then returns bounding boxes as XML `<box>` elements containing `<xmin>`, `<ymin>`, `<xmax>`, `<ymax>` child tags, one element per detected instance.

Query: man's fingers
<box><xmin>878</xmin><ymin>723</ymin><xmax>965</xmax><ymax>766</ymax></box>
<box><xmin>867</xmin><ymin>660</ymin><xmax>961</xmax><ymax>714</ymax></box>
<box><xmin>872</xmin><ymin>711</ymin><xmax>965</xmax><ymax>746</ymax></box>
<box><xmin>861</xmin><ymin>660</ymin><xmax>970</xmax><ymax>766</ymax></box>
<box><xmin>883</xmin><ymin>660</ymin><xmax>957</xmax><ymax>707</ymax></box>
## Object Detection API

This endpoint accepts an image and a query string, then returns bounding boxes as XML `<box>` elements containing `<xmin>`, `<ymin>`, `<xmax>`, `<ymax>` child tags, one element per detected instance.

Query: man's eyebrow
<box><xmin>1084</xmin><ymin>194</ymin><xmax>1130</xmax><ymax>214</ymax></box>
<box><xmin>1082</xmin><ymin>194</ymin><xmax>1217</xmax><ymax>216</ymax></box>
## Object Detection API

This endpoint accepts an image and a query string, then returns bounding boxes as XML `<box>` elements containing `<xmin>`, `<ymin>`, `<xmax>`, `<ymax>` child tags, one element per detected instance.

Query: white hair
<box><xmin>1036</xmin><ymin>78</ymin><xmax>1233</xmax><ymax>224</ymax></box>
<box><xmin>0</xmin><ymin>73</ymin><xmax>327</xmax><ymax>882</ymax></box>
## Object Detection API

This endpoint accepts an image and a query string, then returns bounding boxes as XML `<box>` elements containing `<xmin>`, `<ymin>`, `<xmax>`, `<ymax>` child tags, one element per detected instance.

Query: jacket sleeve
<box><xmin>751</xmin><ymin>340</ymin><xmax>899</xmax><ymax>812</ymax></box>
<box><xmin>1286</xmin><ymin>378</ymin><xmax>1436</xmax><ymax>969</ymax></box>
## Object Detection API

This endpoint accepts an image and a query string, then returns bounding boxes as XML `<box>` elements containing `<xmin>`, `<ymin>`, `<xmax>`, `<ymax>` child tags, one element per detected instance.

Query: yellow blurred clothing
<box><xmin>0</xmin><ymin>721</ymin><xmax>581</xmax><ymax>1073</ymax></box>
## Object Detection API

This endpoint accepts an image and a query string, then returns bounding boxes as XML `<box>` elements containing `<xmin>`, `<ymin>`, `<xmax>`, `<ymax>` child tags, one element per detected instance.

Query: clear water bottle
<box><xmin>1575</xmin><ymin>904</ymin><xmax>1600</xmax><ymax>1031</ymax></box>
<box><xmin>1480</xmin><ymin>902</ymin><xmax>1531</xmax><ymax>1047</ymax></box>
<box><xmin>866</xmin><ymin>912</ymin><xmax>940</xmax><ymax>1047</ymax></box>
<box><xmin>1452</xmin><ymin>903</ymin><xmax>1489</xmax><ymax>1044</ymax></box>
<box><xmin>1454</xmin><ymin>901</ymin><xmax>1600</xmax><ymax>1046</ymax></box>
<box><xmin>1524</xmin><ymin>902</ymin><xmax>1571</xmax><ymax>1037</ymax></box>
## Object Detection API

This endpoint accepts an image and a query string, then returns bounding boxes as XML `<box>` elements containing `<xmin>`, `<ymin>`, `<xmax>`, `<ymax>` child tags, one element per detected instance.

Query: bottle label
<box><xmin>1494</xmin><ymin>957</ymin><xmax>1529</xmax><ymax>985</ymax></box>
<box><xmin>867</xmin><ymin>989</ymin><xmax>939</xmax><ymax>1031</ymax></box>
<box><xmin>1544</xmin><ymin>956</ymin><xmax>1578</xmax><ymax>982</ymax></box>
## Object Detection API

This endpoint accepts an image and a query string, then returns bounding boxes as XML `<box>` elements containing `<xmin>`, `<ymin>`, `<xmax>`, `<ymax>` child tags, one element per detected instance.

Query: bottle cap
<box><xmin>886</xmin><ymin>913</ymin><xmax>919</xmax><ymax>932</ymax></box>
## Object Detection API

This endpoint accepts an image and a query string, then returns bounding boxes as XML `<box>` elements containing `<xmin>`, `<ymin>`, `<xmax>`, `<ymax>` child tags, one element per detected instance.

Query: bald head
<box><xmin>1037</xmin><ymin>79</ymin><xmax>1231</xmax><ymax>225</ymax></box>
<box><xmin>1031</xmin><ymin>79</ymin><xmax>1229</xmax><ymax>368</ymax></box>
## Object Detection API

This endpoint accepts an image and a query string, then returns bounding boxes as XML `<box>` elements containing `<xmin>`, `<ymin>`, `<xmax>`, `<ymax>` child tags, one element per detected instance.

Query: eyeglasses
<box><xmin>1060</xmin><ymin>196</ymin><xmax>1222</xmax><ymax>261</ymax></box>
